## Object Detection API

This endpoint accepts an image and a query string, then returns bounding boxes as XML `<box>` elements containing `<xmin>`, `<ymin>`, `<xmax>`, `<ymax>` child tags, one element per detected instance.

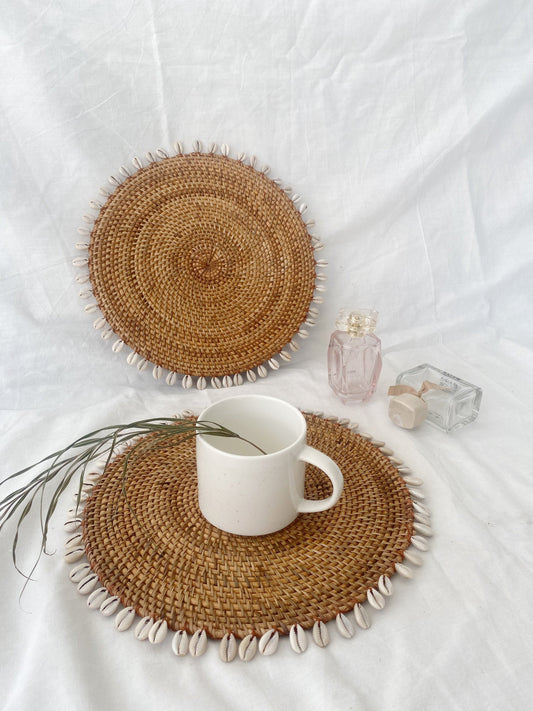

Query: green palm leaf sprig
<box><xmin>0</xmin><ymin>416</ymin><xmax>265</xmax><ymax>591</ymax></box>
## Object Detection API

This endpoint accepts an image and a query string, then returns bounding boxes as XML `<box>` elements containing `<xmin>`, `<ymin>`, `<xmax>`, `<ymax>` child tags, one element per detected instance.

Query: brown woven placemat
<box><xmin>82</xmin><ymin>414</ymin><xmax>414</xmax><ymax>639</ymax></box>
<box><xmin>86</xmin><ymin>150</ymin><xmax>318</xmax><ymax>378</ymax></box>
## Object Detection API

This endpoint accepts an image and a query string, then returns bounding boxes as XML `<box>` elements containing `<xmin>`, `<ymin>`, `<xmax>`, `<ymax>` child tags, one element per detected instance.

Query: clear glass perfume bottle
<box><xmin>395</xmin><ymin>364</ymin><xmax>482</xmax><ymax>432</ymax></box>
<box><xmin>328</xmin><ymin>309</ymin><xmax>382</xmax><ymax>403</ymax></box>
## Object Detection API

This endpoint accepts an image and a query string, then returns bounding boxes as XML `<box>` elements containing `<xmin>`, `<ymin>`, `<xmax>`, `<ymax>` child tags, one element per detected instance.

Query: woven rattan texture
<box><xmin>83</xmin><ymin>415</ymin><xmax>414</xmax><ymax>639</ymax></box>
<box><xmin>88</xmin><ymin>153</ymin><xmax>316</xmax><ymax>377</ymax></box>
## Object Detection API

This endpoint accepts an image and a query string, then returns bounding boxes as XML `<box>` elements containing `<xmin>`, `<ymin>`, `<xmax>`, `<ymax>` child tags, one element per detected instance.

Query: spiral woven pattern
<box><xmin>88</xmin><ymin>152</ymin><xmax>317</xmax><ymax>377</ymax></box>
<box><xmin>83</xmin><ymin>415</ymin><xmax>415</xmax><ymax>639</ymax></box>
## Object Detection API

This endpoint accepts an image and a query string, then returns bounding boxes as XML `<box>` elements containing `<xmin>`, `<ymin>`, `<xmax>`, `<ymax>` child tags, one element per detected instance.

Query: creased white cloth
<box><xmin>1</xmin><ymin>1</ymin><xmax>532</xmax><ymax>709</ymax></box>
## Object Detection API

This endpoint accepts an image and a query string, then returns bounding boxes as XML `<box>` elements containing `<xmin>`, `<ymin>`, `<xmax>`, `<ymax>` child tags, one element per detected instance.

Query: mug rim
<box><xmin>197</xmin><ymin>394</ymin><xmax>306</xmax><ymax>459</ymax></box>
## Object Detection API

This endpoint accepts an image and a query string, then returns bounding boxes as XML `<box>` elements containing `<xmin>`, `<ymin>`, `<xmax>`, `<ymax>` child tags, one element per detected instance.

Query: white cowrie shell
<box><xmin>414</xmin><ymin>512</ymin><xmax>431</xmax><ymax>526</ymax></box>
<box><xmin>148</xmin><ymin>619</ymin><xmax>168</xmax><ymax>644</ymax></box>
<box><xmin>249</xmin><ymin>155</ymin><xmax>256</xmax><ymax>168</ymax></box>
<box><xmin>403</xmin><ymin>476</ymin><xmax>423</xmax><ymax>487</ymax></box>
<box><xmin>413</xmin><ymin>501</ymin><xmax>431</xmax><ymax>516</ymax></box>
<box><xmin>413</xmin><ymin>522</ymin><xmax>433</xmax><ymax>537</ymax></box>
<box><xmin>115</xmin><ymin>606</ymin><xmax>136</xmax><ymax>632</ymax></box>
<box><xmin>77</xmin><ymin>573</ymin><xmax>99</xmax><ymax>595</ymax></box>
<box><xmin>65</xmin><ymin>533</ymin><xmax>83</xmax><ymax>549</ymax></box>
<box><xmin>119</xmin><ymin>164</ymin><xmax>131</xmax><ymax>176</ymax></box>
<box><xmin>371</xmin><ymin>439</ymin><xmax>385</xmax><ymax>447</ymax></box>
<box><xmin>101</xmin><ymin>327</ymin><xmax>114</xmax><ymax>341</ymax></box>
<box><xmin>100</xmin><ymin>596</ymin><xmax>120</xmax><ymax>617</ymax></box>
<box><xmin>380</xmin><ymin>446</ymin><xmax>394</xmax><ymax>456</ymax></box>
<box><xmin>299</xmin><ymin>203</ymin><xmax>307</xmax><ymax>214</ymax></box>
<box><xmin>233</xmin><ymin>373</ymin><xmax>243</xmax><ymax>386</ymax></box>
<box><xmin>64</xmin><ymin>518</ymin><xmax>82</xmax><ymax>532</ymax></box>
<box><xmin>189</xmin><ymin>629</ymin><xmax>208</xmax><ymax>657</ymax></box>
<box><xmin>367</xmin><ymin>588</ymin><xmax>386</xmax><ymax>610</ymax></box>
<box><xmin>76</xmin><ymin>273</ymin><xmax>90</xmax><ymax>284</ymax></box>
<box><xmin>398</xmin><ymin>466</ymin><xmax>412</xmax><ymax>475</ymax></box>
<box><xmin>312</xmin><ymin>620</ymin><xmax>329</xmax><ymax>647</ymax></box>
<box><xmin>222</xmin><ymin>375</ymin><xmax>233</xmax><ymax>388</ymax></box>
<box><xmin>81</xmin><ymin>214</ymin><xmax>94</xmax><ymax>223</ymax></box>
<box><xmin>211</xmin><ymin>376</ymin><xmax>222</xmax><ymax>389</ymax></box>
<box><xmin>395</xmin><ymin>562</ymin><xmax>414</xmax><ymax>579</ymax></box>
<box><xmin>153</xmin><ymin>365</ymin><xmax>163</xmax><ymax>380</ymax></box>
<box><xmin>79</xmin><ymin>289</ymin><xmax>92</xmax><ymax>299</ymax></box>
<box><xmin>279</xmin><ymin>350</ymin><xmax>292</xmax><ymax>361</ymax></box>
<box><xmin>137</xmin><ymin>358</ymin><xmax>148</xmax><ymax>372</ymax></box>
<box><xmin>87</xmin><ymin>587</ymin><xmax>108</xmax><ymax>609</ymax></box>
<box><xmin>411</xmin><ymin>535</ymin><xmax>429</xmax><ymax>551</ymax></box>
<box><xmin>64</xmin><ymin>547</ymin><xmax>85</xmax><ymax>564</ymax></box>
<box><xmin>73</xmin><ymin>256</ymin><xmax>89</xmax><ymax>267</ymax></box>
<box><xmin>93</xmin><ymin>316</ymin><xmax>106</xmax><ymax>330</ymax></box>
<box><xmin>112</xmin><ymin>339</ymin><xmax>124</xmax><ymax>353</ymax></box>
<box><xmin>172</xmin><ymin>630</ymin><xmax>189</xmax><ymax>656</ymax></box>
<box><xmin>409</xmin><ymin>488</ymin><xmax>426</xmax><ymax>501</ymax></box>
<box><xmin>268</xmin><ymin>358</ymin><xmax>279</xmax><ymax>370</ymax></box>
<box><xmin>291</xmin><ymin>193</ymin><xmax>301</xmax><ymax>202</ymax></box>
<box><xmin>156</xmin><ymin>148</ymin><xmax>168</xmax><ymax>159</ymax></box>
<box><xmin>298</xmin><ymin>329</ymin><xmax>309</xmax><ymax>339</ymax></box>
<box><xmin>220</xmin><ymin>143</ymin><xmax>229</xmax><ymax>156</ymax></box>
<box><xmin>173</xmin><ymin>142</ymin><xmax>184</xmax><ymax>155</ymax></box>
<box><xmin>108</xmin><ymin>175</ymin><xmax>121</xmax><ymax>186</ymax></box>
<box><xmin>257</xmin><ymin>364</ymin><xmax>268</xmax><ymax>378</ymax></box>
<box><xmin>219</xmin><ymin>632</ymin><xmax>237</xmax><ymax>662</ymax></box>
<box><xmin>353</xmin><ymin>603</ymin><xmax>371</xmax><ymax>630</ymax></box>
<box><xmin>378</xmin><ymin>574</ymin><xmax>393</xmax><ymax>596</ymax></box>
<box><xmin>237</xmin><ymin>152</ymin><xmax>246</xmax><ymax>162</ymax></box>
<box><xmin>192</xmin><ymin>139</ymin><xmax>202</xmax><ymax>152</ymax></box>
<box><xmin>69</xmin><ymin>563</ymin><xmax>91</xmax><ymax>583</ymax></box>
<box><xmin>389</xmin><ymin>457</ymin><xmax>404</xmax><ymax>466</ymax></box>
<box><xmin>182</xmin><ymin>374</ymin><xmax>193</xmax><ymax>389</ymax></box>
<box><xmin>145</xmin><ymin>151</ymin><xmax>156</xmax><ymax>163</ymax></box>
<box><xmin>89</xmin><ymin>200</ymin><xmax>103</xmax><ymax>210</ymax></box>
<box><xmin>403</xmin><ymin>549</ymin><xmax>423</xmax><ymax>566</ymax></box>
<box><xmin>246</xmin><ymin>369</ymin><xmax>257</xmax><ymax>383</ymax></box>
<box><xmin>127</xmin><ymin>353</ymin><xmax>138</xmax><ymax>368</ymax></box>
<box><xmin>98</xmin><ymin>187</ymin><xmax>111</xmax><ymax>197</ymax></box>
<box><xmin>135</xmin><ymin>617</ymin><xmax>154</xmax><ymax>641</ymax></box>
<box><xmin>359</xmin><ymin>432</ymin><xmax>372</xmax><ymax>440</ymax></box>
<box><xmin>166</xmin><ymin>371</ymin><xmax>178</xmax><ymax>386</ymax></box>
<box><xmin>336</xmin><ymin>612</ymin><xmax>355</xmax><ymax>639</ymax></box>
<box><xmin>77</xmin><ymin>226</ymin><xmax>91</xmax><ymax>235</ymax></box>
<box><xmin>289</xmin><ymin>624</ymin><xmax>307</xmax><ymax>654</ymax></box>
<box><xmin>197</xmin><ymin>376</ymin><xmax>207</xmax><ymax>390</ymax></box>
<box><xmin>132</xmin><ymin>156</ymin><xmax>143</xmax><ymax>169</ymax></box>
<box><xmin>238</xmin><ymin>634</ymin><xmax>258</xmax><ymax>662</ymax></box>
<box><xmin>258</xmin><ymin>629</ymin><xmax>279</xmax><ymax>656</ymax></box>
<box><xmin>289</xmin><ymin>340</ymin><xmax>300</xmax><ymax>351</ymax></box>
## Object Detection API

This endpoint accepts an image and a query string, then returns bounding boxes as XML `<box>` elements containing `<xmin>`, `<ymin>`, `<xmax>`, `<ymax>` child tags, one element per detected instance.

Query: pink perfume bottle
<box><xmin>328</xmin><ymin>309</ymin><xmax>382</xmax><ymax>403</ymax></box>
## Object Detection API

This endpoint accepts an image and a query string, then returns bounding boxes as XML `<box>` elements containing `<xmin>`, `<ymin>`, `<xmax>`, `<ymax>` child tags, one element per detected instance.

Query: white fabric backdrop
<box><xmin>1</xmin><ymin>1</ymin><xmax>532</xmax><ymax>709</ymax></box>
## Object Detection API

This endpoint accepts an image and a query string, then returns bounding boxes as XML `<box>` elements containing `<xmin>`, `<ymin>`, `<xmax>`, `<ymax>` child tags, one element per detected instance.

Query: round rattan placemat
<box><xmin>80</xmin><ymin>147</ymin><xmax>321</xmax><ymax>382</ymax></box>
<box><xmin>82</xmin><ymin>414</ymin><xmax>416</xmax><ymax>640</ymax></box>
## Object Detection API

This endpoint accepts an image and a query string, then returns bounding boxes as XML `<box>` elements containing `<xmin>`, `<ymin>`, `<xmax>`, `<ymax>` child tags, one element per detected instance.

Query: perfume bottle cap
<box><xmin>336</xmin><ymin>309</ymin><xmax>378</xmax><ymax>336</ymax></box>
<box><xmin>388</xmin><ymin>393</ymin><xmax>428</xmax><ymax>429</ymax></box>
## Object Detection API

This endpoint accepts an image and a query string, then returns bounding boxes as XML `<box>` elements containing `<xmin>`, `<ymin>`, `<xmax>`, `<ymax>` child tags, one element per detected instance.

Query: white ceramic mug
<box><xmin>196</xmin><ymin>395</ymin><xmax>344</xmax><ymax>535</ymax></box>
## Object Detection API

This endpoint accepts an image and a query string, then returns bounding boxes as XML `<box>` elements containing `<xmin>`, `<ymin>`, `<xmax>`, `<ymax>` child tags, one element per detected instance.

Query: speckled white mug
<box><xmin>196</xmin><ymin>395</ymin><xmax>344</xmax><ymax>536</ymax></box>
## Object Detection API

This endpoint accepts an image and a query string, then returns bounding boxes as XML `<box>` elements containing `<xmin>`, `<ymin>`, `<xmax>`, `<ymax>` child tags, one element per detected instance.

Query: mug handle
<box><xmin>295</xmin><ymin>445</ymin><xmax>344</xmax><ymax>513</ymax></box>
